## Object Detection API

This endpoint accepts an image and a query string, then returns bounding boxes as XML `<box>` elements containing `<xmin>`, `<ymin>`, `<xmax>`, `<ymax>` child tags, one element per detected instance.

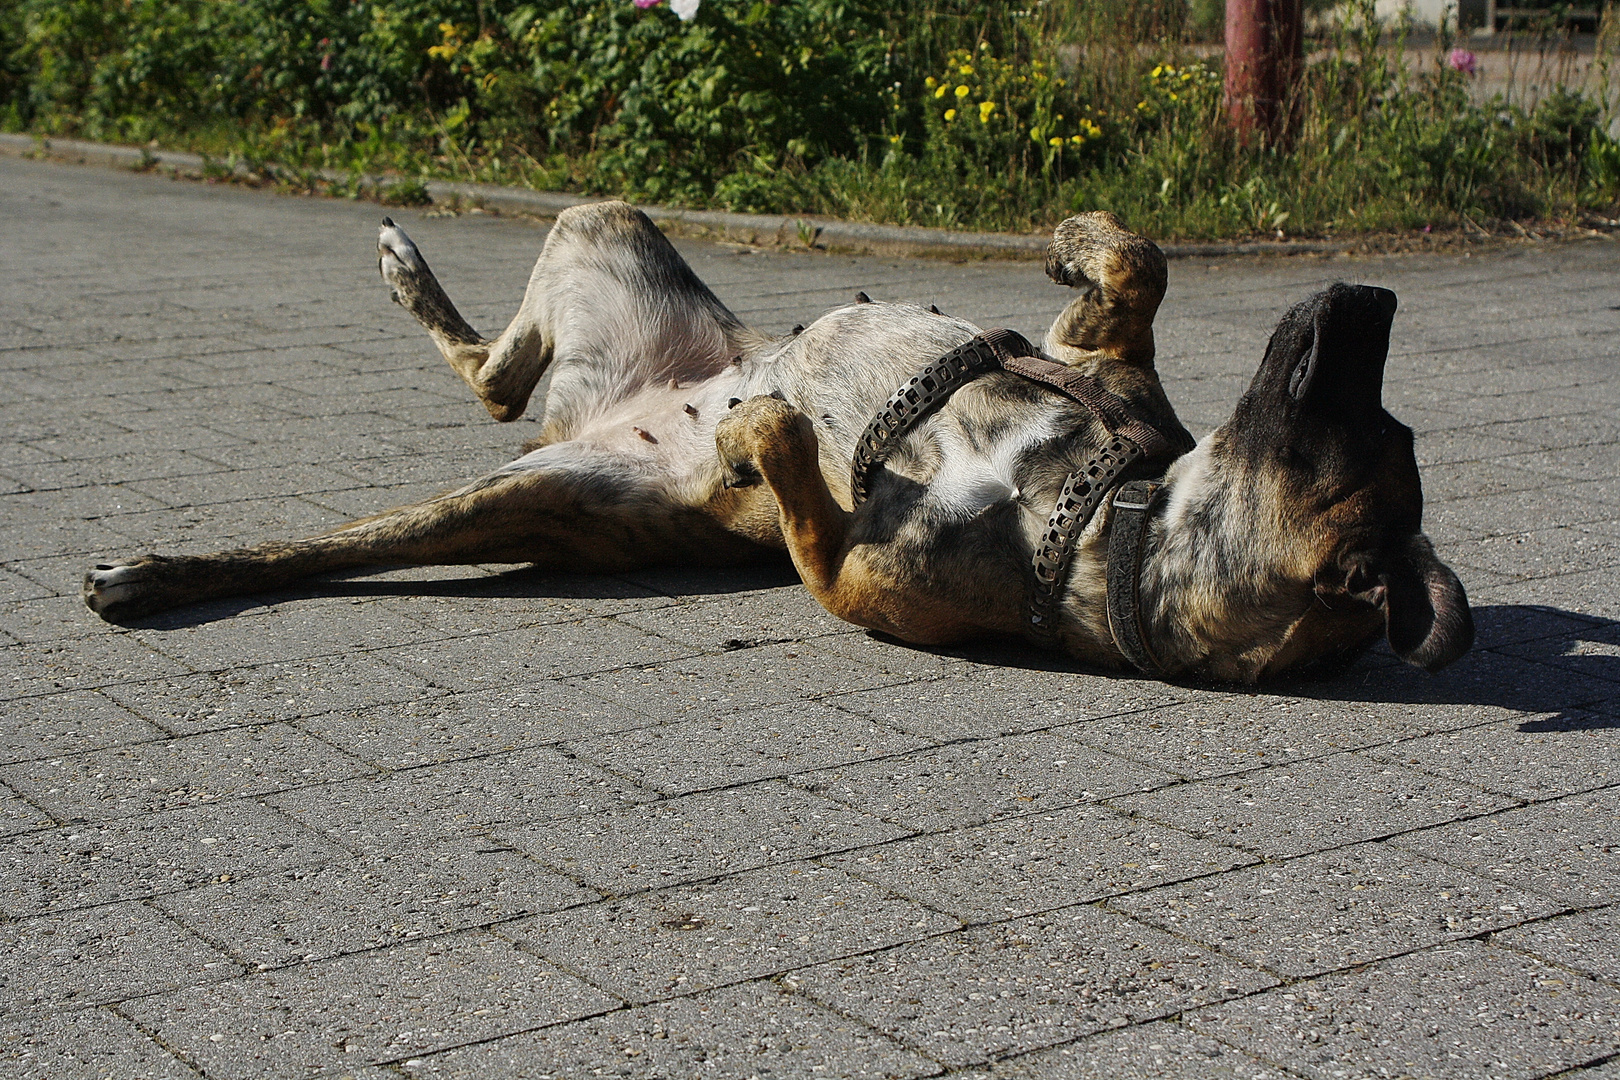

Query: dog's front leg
<box><xmin>715</xmin><ymin>397</ymin><xmax>974</xmax><ymax>645</ymax></box>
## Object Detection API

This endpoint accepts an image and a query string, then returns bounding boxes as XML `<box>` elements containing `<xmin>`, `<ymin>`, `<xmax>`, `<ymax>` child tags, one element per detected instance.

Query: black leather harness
<box><xmin>849</xmin><ymin>329</ymin><xmax>1190</xmax><ymax>673</ymax></box>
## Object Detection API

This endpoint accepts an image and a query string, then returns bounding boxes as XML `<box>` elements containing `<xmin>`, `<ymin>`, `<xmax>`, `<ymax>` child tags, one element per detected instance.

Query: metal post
<box><xmin>1224</xmin><ymin>0</ymin><xmax>1303</xmax><ymax>144</ymax></box>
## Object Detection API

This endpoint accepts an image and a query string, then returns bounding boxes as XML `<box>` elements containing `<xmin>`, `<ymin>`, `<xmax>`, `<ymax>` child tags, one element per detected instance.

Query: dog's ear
<box><xmin>1344</xmin><ymin>535</ymin><xmax>1474</xmax><ymax>672</ymax></box>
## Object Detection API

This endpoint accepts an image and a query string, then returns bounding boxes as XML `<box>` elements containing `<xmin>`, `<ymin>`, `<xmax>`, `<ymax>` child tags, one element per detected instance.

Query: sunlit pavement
<box><xmin>3</xmin><ymin>153</ymin><xmax>1618</xmax><ymax>1079</ymax></box>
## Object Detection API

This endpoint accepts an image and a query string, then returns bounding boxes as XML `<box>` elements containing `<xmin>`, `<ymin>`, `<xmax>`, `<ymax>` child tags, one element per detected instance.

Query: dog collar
<box><xmin>850</xmin><ymin>329</ymin><xmax>1190</xmax><ymax>655</ymax></box>
<box><xmin>1105</xmin><ymin>479</ymin><xmax>1168</xmax><ymax>676</ymax></box>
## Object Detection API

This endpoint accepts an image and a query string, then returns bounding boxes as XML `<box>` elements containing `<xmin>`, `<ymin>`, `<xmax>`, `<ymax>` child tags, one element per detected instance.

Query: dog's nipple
<box><xmin>684</xmin><ymin>403</ymin><xmax>698</xmax><ymax>418</ymax></box>
<box><xmin>633</xmin><ymin>426</ymin><xmax>658</xmax><ymax>443</ymax></box>
<box><xmin>791</xmin><ymin>325</ymin><xmax>804</xmax><ymax>336</ymax></box>
<box><xmin>854</xmin><ymin>291</ymin><xmax>871</xmax><ymax>304</ymax></box>
<box><xmin>668</xmin><ymin>377</ymin><xmax>679</xmax><ymax>390</ymax></box>
<box><xmin>929</xmin><ymin>304</ymin><xmax>942</xmax><ymax>315</ymax></box>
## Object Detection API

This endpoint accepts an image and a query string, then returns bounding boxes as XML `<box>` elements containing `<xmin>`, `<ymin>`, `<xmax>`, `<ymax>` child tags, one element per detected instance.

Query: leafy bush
<box><xmin>0</xmin><ymin>0</ymin><xmax>1614</xmax><ymax>237</ymax></box>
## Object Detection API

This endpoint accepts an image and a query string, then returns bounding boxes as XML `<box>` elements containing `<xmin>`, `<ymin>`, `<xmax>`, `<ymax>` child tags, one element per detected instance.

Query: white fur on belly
<box><xmin>924</xmin><ymin>417</ymin><xmax>1057</xmax><ymax>519</ymax></box>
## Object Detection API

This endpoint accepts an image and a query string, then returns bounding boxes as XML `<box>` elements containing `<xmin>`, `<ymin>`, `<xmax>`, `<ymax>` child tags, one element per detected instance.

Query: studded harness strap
<box><xmin>849</xmin><ymin>329</ymin><xmax>1189</xmax><ymax>669</ymax></box>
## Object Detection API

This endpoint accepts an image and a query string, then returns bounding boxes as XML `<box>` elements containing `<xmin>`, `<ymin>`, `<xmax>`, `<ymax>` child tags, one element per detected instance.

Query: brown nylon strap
<box><xmin>850</xmin><ymin>329</ymin><xmax>1036</xmax><ymax>505</ymax></box>
<box><xmin>847</xmin><ymin>328</ymin><xmax>1188</xmax><ymax>655</ymax></box>
<box><xmin>998</xmin><ymin>354</ymin><xmax>1179</xmax><ymax>461</ymax></box>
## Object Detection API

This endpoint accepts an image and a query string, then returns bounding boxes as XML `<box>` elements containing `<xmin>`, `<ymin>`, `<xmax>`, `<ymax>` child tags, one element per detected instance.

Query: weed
<box><xmin>1</xmin><ymin>0</ymin><xmax>1614</xmax><ymax>237</ymax></box>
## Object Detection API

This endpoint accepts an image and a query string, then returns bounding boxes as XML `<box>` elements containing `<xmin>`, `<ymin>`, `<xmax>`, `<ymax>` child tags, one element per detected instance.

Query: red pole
<box><xmin>1224</xmin><ymin>0</ymin><xmax>1302</xmax><ymax>144</ymax></box>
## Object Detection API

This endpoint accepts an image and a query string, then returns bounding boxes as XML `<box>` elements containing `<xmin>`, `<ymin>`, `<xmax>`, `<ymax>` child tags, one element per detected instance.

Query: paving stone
<box><xmin>563</xmin><ymin>640</ymin><xmax>906</xmax><ymax>722</ymax></box>
<box><xmin>379</xmin><ymin>618</ymin><xmax>693</xmax><ymax>689</ymax></box>
<box><xmin>101</xmin><ymin>661</ymin><xmax>444</xmax><ymax>734</ymax></box>
<box><xmin>298</xmin><ymin>682</ymin><xmax>654</xmax><ymax>769</ymax></box>
<box><xmin>1188</xmin><ymin>940</ymin><xmax>1620</xmax><ymax>1080</ymax></box>
<box><xmin>0</xmin><ymin>790</ymin><xmax>55</xmax><ymax>838</ymax></box>
<box><xmin>1450</xmin><ymin>526</ymin><xmax>1620</xmax><ymax>581</ymax></box>
<box><xmin>1493</xmin><ymin>906</ymin><xmax>1620</xmax><ymax>984</ymax></box>
<box><xmin>120</xmin><ymin>931</ymin><xmax>620</xmax><ymax>1080</ymax></box>
<box><xmin>263</xmin><ymin>746</ymin><xmax>658</xmax><ymax>852</ymax></box>
<box><xmin>1364</xmin><ymin>715</ymin><xmax>1620</xmax><ymax>799</ymax></box>
<box><xmin>612</xmin><ymin>585</ymin><xmax>852</xmax><ymax>649</ymax></box>
<box><xmin>1395</xmin><ymin>786</ymin><xmax>1620</xmax><ymax>906</ymax></box>
<box><xmin>0</xmin><ymin>799</ymin><xmax>345</xmax><ymax>916</ymax></box>
<box><xmin>1287</xmin><ymin>649</ymin><xmax>1618</xmax><ymax>735</ymax></box>
<box><xmin>794</xmin><ymin>903</ymin><xmax>1277</xmax><ymax>1068</ymax></box>
<box><xmin>1476</xmin><ymin>569</ymin><xmax>1620</xmax><ymax>622</ymax></box>
<box><xmin>402</xmin><ymin>980</ymin><xmax>939</xmax><ymax>1080</ymax></box>
<box><xmin>0</xmin><ymin>1006</ymin><xmax>202</xmax><ymax>1080</ymax></box>
<box><xmin>1500</xmin><ymin>621</ymin><xmax>1620</xmax><ymax>689</ymax></box>
<box><xmin>826</xmin><ymin>803</ymin><xmax>1251</xmax><ymax>922</ymax></box>
<box><xmin>1</xmin><ymin>899</ymin><xmax>241</xmax><ymax>1012</ymax></box>
<box><xmin>1113</xmin><ymin>841</ymin><xmax>1561</xmax><ymax>978</ymax></box>
<box><xmin>0</xmin><ymin>689</ymin><xmax>166</xmax><ymax>764</ymax></box>
<box><xmin>796</xmin><ymin>733</ymin><xmax>1177</xmax><ymax>831</ymax></box>
<box><xmin>506</xmin><ymin>862</ymin><xmax>959</xmax><ymax>1003</ymax></box>
<box><xmin>130</xmin><ymin>600</ymin><xmax>442</xmax><ymax>672</ymax></box>
<box><xmin>953</xmin><ymin>1020</ymin><xmax>1289</xmax><ymax>1079</ymax></box>
<box><xmin>0</xmin><ymin>723</ymin><xmax>371</xmax><ymax>821</ymax></box>
<box><xmin>0</xmin><ymin>634</ymin><xmax>194</xmax><ymax>696</ymax></box>
<box><xmin>825</xmin><ymin>669</ymin><xmax>1194</xmax><ymax>742</ymax></box>
<box><xmin>497</xmin><ymin>781</ymin><xmax>908</xmax><ymax>894</ymax></box>
<box><xmin>381</xmin><ymin>570</ymin><xmax>670</xmax><ymax>636</ymax></box>
<box><xmin>155</xmin><ymin>837</ymin><xmax>594</xmax><ymax>969</ymax></box>
<box><xmin>1111</xmin><ymin>752</ymin><xmax>1517</xmax><ymax>858</ymax></box>
<box><xmin>9</xmin><ymin>153</ymin><xmax>1620</xmax><ymax>1078</ymax></box>
<box><xmin>1064</xmin><ymin>696</ymin><xmax>1413</xmax><ymax>781</ymax></box>
<box><xmin>565</xmin><ymin>701</ymin><xmax>927</xmax><ymax>797</ymax></box>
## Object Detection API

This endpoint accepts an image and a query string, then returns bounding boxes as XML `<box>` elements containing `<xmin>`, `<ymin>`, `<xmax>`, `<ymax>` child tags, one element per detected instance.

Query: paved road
<box><xmin>2</xmin><ymin>153</ymin><xmax>1619</xmax><ymax>1080</ymax></box>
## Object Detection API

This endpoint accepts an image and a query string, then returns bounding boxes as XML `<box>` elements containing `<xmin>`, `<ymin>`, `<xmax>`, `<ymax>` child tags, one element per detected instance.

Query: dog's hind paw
<box><xmin>377</xmin><ymin>219</ymin><xmax>431</xmax><ymax>303</ymax></box>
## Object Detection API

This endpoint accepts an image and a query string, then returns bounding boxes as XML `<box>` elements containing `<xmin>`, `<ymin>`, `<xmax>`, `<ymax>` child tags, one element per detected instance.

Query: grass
<box><xmin>3</xmin><ymin>0</ymin><xmax>1616</xmax><ymax>240</ymax></box>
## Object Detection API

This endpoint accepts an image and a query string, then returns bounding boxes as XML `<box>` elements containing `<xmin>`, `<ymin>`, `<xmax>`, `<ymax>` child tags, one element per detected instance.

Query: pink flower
<box><xmin>634</xmin><ymin>0</ymin><xmax>661</xmax><ymax>8</ymax></box>
<box><xmin>320</xmin><ymin>53</ymin><xmax>333</xmax><ymax>71</ymax></box>
<box><xmin>1447</xmin><ymin>48</ymin><xmax>1477</xmax><ymax>75</ymax></box>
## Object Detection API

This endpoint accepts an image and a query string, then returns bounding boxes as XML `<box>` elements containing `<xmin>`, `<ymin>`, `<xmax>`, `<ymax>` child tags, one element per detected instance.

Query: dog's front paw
<box><xmin>83</xmin><ymin>557</ymin><xmax>169</xmax><ymax>623</ymax></box>
<box><xmin>715</xmin><ymin>394</ymin><xmax>808</xmax><ymax>489</ymax></box>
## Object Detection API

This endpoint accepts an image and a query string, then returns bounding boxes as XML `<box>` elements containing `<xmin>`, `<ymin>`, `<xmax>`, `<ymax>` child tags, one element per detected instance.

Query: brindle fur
<box><xmin>83</xmin><ymin>202</ymin><xmax>1472</xmax><ymax>683</ymax></box>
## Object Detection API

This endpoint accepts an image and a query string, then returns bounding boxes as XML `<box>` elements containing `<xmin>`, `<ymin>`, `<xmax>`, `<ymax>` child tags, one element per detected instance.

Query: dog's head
<box><xmin>1153</xmin><ymin>283</ymin><xmax>1473</xmax><ymax>682</ymax></box>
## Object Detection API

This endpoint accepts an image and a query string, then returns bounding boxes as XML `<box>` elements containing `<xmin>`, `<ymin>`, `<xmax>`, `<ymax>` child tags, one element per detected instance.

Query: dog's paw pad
<box><xmin>377</xmin><ymin>221</ymin><xmax>428</xmax><ymax>287</ymax></box>
<box><xmin>83</xmin><ymin>561</ymin><xmax>150</xmax><ymax>616</ymax></box>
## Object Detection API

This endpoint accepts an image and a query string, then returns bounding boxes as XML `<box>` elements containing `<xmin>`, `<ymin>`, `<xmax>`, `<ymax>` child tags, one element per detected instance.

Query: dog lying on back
<box><xmin>84</xmin><ymin>202</ymin><xmax>1473</xmax><ymax>683</ymax></box>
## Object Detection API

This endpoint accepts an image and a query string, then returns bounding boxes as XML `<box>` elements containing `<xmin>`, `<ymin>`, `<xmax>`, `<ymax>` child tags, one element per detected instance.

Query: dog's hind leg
<box><xmin>379</xmin><ymin>202</ymin><xmax>763</xmax><ymax>430</ymax></box>
<box><xmin>83</xmin><ymin>446</ymin><xmax>768</xmax><ymax>623</ymax></box>
<box><xmin>1043</xmin><ymin>211</ymin><xmax>1168</xmax><ymax>368</ymax></box>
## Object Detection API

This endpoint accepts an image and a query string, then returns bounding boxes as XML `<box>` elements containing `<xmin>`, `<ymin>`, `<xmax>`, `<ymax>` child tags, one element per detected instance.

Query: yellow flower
<box><xmin>888</xmin><ymin>134</ymin><xmax>902</xmax><ymax>144</ymax></box>
<box><xmin>943</xmin><ymin>108</ymin><xmax>956</xmax><ymax>121</ymax></box>
<box><xmin>925</xmin><ymin>76</ymin><xmax>937</xmax><ymax>88</ymax></box>
<box><xmin>1071</xmin><ymin>134</ymin><xmax>1084</xmax><ymax>144</ymax></box>
<box><xmin>935</xmin><ymin>85</ymin><xmax>947</xmax><ymax>99</ymax></box>
<box><xmin>1151</xmin><ymin>65</ymin><xmax>1163</xmax><ymax>78</ymax></box>
<box><xmin>959</xmin><ymin>65</ymin><xmax>974</xmax><ymax>76</ymax></box>
<box><xmin>954</xmin><ymin>85</ymin><xmax>970</xmax><ymax>98</ymax></box>
<box><xmin>978</xmin><ymin>100</ymin><xmax>995</xmax><ymax>122</ymax></box>
<box><xmin>1048</xmin><ymin>136</ymin><xmax>1063</xmax><ymax>146</ymax></box>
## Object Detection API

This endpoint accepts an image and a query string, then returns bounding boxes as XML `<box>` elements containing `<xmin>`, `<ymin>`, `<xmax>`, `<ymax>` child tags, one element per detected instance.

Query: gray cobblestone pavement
<box><xmin>2</xmin><ymin>154</ymin><xmax>1618</xmax><ymax>1079</ymax></box>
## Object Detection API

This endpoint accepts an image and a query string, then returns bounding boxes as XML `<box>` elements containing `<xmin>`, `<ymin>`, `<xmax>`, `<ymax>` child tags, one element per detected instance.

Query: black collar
<box><xmin>1105</xmin><ymin>479</ymin><xmax>1168</xmax><ymax>677</ymax></box>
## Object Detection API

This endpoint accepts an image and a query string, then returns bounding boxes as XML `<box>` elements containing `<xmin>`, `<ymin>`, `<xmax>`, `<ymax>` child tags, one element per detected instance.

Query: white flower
<box><xmin>671</xmin><ymin>0</ymin><xmax>700</xmax><ymax>19</ymax></box>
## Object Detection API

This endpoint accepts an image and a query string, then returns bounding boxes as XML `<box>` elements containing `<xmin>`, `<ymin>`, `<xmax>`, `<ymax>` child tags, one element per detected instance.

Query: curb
<box><xmin>0</xmin><ymin>131</ymin><xmax>1351</xmax><ymax>261</ymax></box>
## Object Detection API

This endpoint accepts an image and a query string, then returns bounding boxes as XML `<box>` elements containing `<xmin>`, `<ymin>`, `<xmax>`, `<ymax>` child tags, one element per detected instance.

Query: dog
<box><xmin>82</xmin><ymin>202</ymin><xmax>1473</xmax><ymax>683</ymax></box>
